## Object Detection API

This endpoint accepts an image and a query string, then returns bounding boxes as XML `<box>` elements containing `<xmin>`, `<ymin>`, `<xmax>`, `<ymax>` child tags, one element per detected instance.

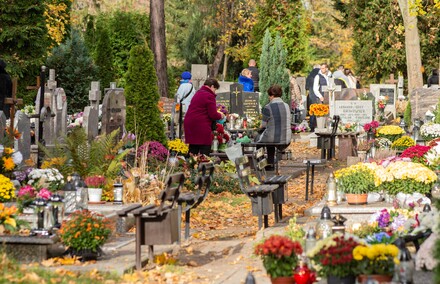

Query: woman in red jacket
<box><xmin>184</xmin><ymin>78</ymin><xmax>225</xmax><ymax>156</ymax></box>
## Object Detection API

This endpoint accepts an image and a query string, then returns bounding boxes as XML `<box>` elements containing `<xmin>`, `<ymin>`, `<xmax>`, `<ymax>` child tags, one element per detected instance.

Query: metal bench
<box><xmin>315</xmin><ymin>115</ymin><xmax>340</xmax><ymax>160</ymax></box>
<box><xmin>235</xmin><ymin>155</ymin><xmax>278</xmax><ymax>229</ymax></box>
<box><xmin>303</xmin><ymin>159</ymin><xmax>326</xmax><ymax>200</ymax></box>
<box><xmin>252</xmin><ymin>147</ymin><xmax>291</xmax><ymax>222</ymax></box>
<box><xmin>116</xmin><ymin>172</ymin><xmax>184</xmax><ymax>270</ymax></box>
<box><xmin>241</xmin><ymin>142</ymin><xmax>290</xmax><ymax>174</ymax></box>
<box><xmin>177</xmin><ymin>162</ymin><xmax>214</xmax><ymax>241</ymax></box>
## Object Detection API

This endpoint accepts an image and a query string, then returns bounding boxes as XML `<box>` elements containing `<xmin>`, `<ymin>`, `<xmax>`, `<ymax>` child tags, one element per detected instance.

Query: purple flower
<box><xmin>377</xmin><ymin>209</ymin><xmax>390</xmax><ymax>228</ymax></box>
<box><xmin>14</xmin><ymin>170</ymin><xmax>27</xmax><ymax>182</ymax></box>
<box><xmin>390</xmin><ymin>214</ymin><xmax>406</xmax><ymax>231</ymax></box>
<box><xmin>138</xmin><ymin>141</ymin><xmax>169</xmax><ymax>161</ymax></box>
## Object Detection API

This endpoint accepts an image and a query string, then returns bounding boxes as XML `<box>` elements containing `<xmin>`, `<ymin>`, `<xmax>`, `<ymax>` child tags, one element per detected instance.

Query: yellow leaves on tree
<box><xmin>44</xmin><ymin>1</ymin><xmax>71</xmax><ymax>46</ymax></box>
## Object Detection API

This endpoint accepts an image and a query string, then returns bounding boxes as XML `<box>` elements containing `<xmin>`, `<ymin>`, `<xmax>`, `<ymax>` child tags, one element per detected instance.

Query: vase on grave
<box><xmin>88</xmin><ymin>188</ymin><xmax>103</xmax><ymax>203</ymax></box>
<box><xmin>345</xmin><ymin>193</ymin><xmax>368</xmax><ymax>205</ymax></box>
<box><xmin>357</xmin><ymin>150</ymin><xmax>367</xmax><ymax>162</ymax></box>
<box><xmin>316</xmin><ymin>116</ymin><xmax>327</xmax><ymax>129</ymax></box>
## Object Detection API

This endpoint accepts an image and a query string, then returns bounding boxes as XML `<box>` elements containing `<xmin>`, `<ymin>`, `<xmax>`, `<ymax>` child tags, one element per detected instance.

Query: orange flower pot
<box><xmin>346</xmin><ymin>193</ymin><xmax>368</xmax><ymax>205</ymax></box>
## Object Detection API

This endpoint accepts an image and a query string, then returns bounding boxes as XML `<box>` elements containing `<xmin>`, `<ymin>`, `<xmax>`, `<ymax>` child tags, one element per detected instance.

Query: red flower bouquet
<box><xmin>254</xmin><ymin>235</ymin><xmax>303</xmax><ymax>278</ymax></box>
<box><xmin>308</xmin><ymin>234</ymin><xmax>360</xmax><ymax>278</ymax></box>
<box><xmin>363</xmin><ymin>120</ymin><xmax>380</xmax><ymax>134</ymax></box>
<box><xmin>213</xmin><ymin>123</ymin><xmax>230</xmax><ymax>150</ymax></box>
<box><xmin>400</xmin><ymin>145</ymin><xmax>431</xmax><ymax>165</ymax></box>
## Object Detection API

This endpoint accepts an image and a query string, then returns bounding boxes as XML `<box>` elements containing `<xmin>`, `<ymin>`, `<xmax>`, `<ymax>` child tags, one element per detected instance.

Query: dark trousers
<box><xmin>188</xmin><ymin>144</ymin><xmax>211</xmax><ymax>156</ymax></box>
<box><xmin>256</xmin><ymin>145</ymin><xmax>276</xmax><ymax>166</ymax></box>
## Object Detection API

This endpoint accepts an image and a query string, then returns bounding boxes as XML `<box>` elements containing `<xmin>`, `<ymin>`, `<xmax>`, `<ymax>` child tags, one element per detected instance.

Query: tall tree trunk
<box><xmin>398</xmin><ymin>0</ymin><xmax>423</xmax><ymax>92</ymax></box>
<box><xmin>150</xmin><ymin>0</ymin><xmax>168</xmax><ymax>97</ymax></box>
<box><xmin>209</xmin><ymin>43</ymin><xmax>225</xmax><ymax>78</ymax></box>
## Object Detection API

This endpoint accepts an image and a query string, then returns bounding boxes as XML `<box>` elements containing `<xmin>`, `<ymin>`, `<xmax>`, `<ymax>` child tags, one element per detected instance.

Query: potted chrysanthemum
<box><xmin>254</xmin><ymin>235</ymin><xmax>303</xmax><ymax>283</ymax></box>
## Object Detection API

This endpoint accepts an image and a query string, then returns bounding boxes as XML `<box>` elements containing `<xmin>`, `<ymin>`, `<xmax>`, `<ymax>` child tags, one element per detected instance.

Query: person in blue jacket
<box><xmin>238</xmin><ymin>69</ymin><xmax>254</xmax><ymax>92</ymax></box>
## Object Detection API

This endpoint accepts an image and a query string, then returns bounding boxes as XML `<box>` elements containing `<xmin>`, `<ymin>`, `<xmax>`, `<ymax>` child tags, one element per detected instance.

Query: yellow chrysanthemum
<box><xmin>2</xmin><ymin>157</ymin><xmax>15</xmax><ymax>171</ymax></box>
<box><xmin>3</xmin><ymin>147</ymin><xmax>13</xmax><ymax>155</ymax></box>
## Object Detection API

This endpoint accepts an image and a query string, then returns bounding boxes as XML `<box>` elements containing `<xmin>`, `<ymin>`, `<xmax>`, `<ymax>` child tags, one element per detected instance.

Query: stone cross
<box><xmin>322</xmin><ymin>78</ymin><xmax>341</xmax><ymax>117</ymax></box>
<box><xmin>83</xmin><ymin>81</ymin><xmax>101</xmax><ymax>141</ymax></box>
<box><xmin>385</xmin><ymin>74</ymin><xmax>398</xmax><ymax>85</ymax></box>
<box><xmin>4</xmin><ymin>78</ymin><xmax>24</xmax><ymax>139</ymax></box>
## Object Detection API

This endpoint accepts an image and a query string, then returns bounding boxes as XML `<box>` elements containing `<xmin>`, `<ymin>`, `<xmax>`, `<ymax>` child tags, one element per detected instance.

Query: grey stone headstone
<box><xmin>218</xmin><ymin>81</ymin><xmax>234</xmax><ymax>93</ymax></box>
<box><xmin>370</xmin><ymin>84</ymin><xmax>397</xmax><ymax>116</ymax></box>
<box><xmin>89</xmin><ymin>81</ymin><xmax>101</xmax><ymax>109</ymax></box>
<box><xmin>334</xmin><ymin>101</ymin><xmax>373</xmax><ymax>125</ymax></box>
<box><xmin>191</xmin><ymin>64</ymin><xmax>208</xmax><ymax>90</ymax></box>
<box><xmin>216</xmin><ymin>92</ymin><xmax>230</xmax><ymax>112</ymax></box>
<box><xmin>83</xmin><ymin>106</ymin><xmax>99</xmax><ymax>141</ymax></box>
<box><xmin>101</xmin><ymin>88</ymin><xmax>126</xmax><ymax>139</ymax></box>
<box><xmin>47</xmin><ymin>69</ymin><xmax>57</xmax><ymax>91</ymax></box>
<box><xmin>15</xmin><ymin>111</ymin><xmax>31</xmax><ymax>160</ymax></box>
<box><xmin>296</xmin><ymin>77</ymin><xmax>306</xmax><ymax>98</ymax></box>
<box><xmin>52</xmin><ymin>88</ymin><xmax>67</xmax><ymax>140</ymax></box>
<box><xmin>0</xmin><ymin>111</ymin><xmax>6</xmax><ymax>138</ymax></box>
<box><xmin>410</xmin><ymin>88</ymin><xmax>440</xmax><ymax>119</ymax></box>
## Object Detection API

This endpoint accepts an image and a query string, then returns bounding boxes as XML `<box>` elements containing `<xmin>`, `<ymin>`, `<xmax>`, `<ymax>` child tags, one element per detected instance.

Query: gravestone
<box><xmin>216</xmin><ymin>84</ymin><xmax>260</xmax><ymax>118</ymax></box>
<box><xmin>410</xmin><ymin>88</ymin><xmax>440</xmax><ymax>119</ymax></box>
<box><xmin>0</xmin><ymin>111</ymin><xmax>6</xmax><ymax>138</ymax></box>
<box><xmin>83</xmin><ymin>81</ymin><xmax>101</xmax><ymax>141</ymax></box>
<box><xmin>218</xmin><ymin>81</ymin><xmax>234</xmax><ymax>93</ymax></box>
<box><xmin>52</xmin><ymin>88</ymin><xmax>67</xmax><ymax>140</ymax></box>
<box><xmin>334</xmin><ymin>101</ymin><xmax>373</xmax><ymax>125</ymax></box>
<box><xmin>102</xmin><ymin>84</ymin><xmax>126</xmax><ymax>139</ymax></box>
<box><xmin>191</xmin><ymin>64</ymin><xmax>208</xmax><ymax>90</ymax></box>
<box><xmin>15</xmin><ymin>110</ymin><xmax>31</xmax><ymax>160</ymax></box>
<box><xmin>296</xmin><ymin>77</ymin><xmax>306</xmax><ymax>98</ymax></box>
<box><xmin>370</xmin><ymin>84</ymin><xmax>397</xmax><ymax>116</ymax></box>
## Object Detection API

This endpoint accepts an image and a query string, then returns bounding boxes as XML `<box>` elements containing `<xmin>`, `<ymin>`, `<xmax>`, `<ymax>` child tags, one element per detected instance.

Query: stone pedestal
<box><xmin>304</xmin><ymin>200</ymin><xmax>394</xmax><ymax>229</ymax></box>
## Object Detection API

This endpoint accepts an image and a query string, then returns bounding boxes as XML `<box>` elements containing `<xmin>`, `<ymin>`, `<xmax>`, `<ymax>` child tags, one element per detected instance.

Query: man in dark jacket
<box><xmin>0</xmin><ymin>59</ymin><xmax>12</xmax><ymax>118</ymax></box>
<box><xmin>428</xmin><ymin>69</ymin><xmax>439</xmax><ymax>87</ymax></box>
<box><xmin>306</xmin><ymin>64</ymin><xmax>320</xmax><ymax>131</ymax></box>
<box><xmin>247</xmin><ymin>59</ymin><xmax>259</xmax><ymax>92</ymax></box>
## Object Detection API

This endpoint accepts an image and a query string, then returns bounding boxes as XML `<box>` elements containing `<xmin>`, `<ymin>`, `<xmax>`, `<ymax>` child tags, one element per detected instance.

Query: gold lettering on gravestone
<box><xmin>232</xmin><ymin>88</ymin><xmax>240</xmax><ymax>106</ymax></box>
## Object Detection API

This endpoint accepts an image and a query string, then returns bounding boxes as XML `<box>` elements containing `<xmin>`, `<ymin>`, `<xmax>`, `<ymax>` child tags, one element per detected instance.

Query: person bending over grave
<box><xmin>0</xmin><ymin>59</ymin><xmax>12</xmax><ymax>118</ymax></box>
<box><xmin>238</xmin><ymin>69</ymin><xmax>254</xmax><ymax>92</ymax></box>
<box><xmin>175</xmin><ymin>71</ymin><xmax>196</xmax><ymax>114</ymax></box>
<box><xmin>255</xmin><ymin>84</ymin><xmax>292</xmax><ymax>171</ymax></box>
<box><xmin>184</xmin><ymin>78</ymin><xmax>225</xmax><ymax>156</ymax></box>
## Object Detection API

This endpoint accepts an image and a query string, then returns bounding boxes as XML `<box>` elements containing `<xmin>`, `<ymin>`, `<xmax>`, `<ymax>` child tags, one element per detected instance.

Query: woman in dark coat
<box><xmin>184</xmin><ymin>78</ymin><xmax>224</xmax><ymax>156</ymax></box>
<box><xmin>0</xmin><ymin>59</ymin><xmax>12</xmax><ymax>118</ymax></box>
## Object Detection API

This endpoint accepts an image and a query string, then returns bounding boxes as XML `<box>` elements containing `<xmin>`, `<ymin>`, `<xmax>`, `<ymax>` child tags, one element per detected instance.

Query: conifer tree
<box><xmin>46</xmin><ymin>30</ymin><xmax>97</xmax><ymax>113</ymax></box>
<box><xmin>259</xmin><ymin>30</ymin><xmax>291</xmax><ymax>107</ymax></box>
<box><xmin>259</xmin><ymin>30</ymin><xmax>272</xmax><ymax>107</ymax></box>
<box><xmin>404</xmin><ymin>100</ymin><xmax>412</xmax><ymax>127</ymax></box>
<box><xmin>94</xmin><ymin>19</ymin><xmax>115</xmax><ymax>92</ymax></box>
<box><xmin>124</xmin><ymin>44</ymin><xmax>166</xmax><ymax>146</ymax></box>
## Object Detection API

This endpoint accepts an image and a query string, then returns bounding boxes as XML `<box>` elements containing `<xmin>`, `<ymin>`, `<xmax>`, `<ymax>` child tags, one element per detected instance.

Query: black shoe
<box><xmin>265</xmin><ymin>165</ymin><xmax>275</xmax><ymax>171</ymax></box>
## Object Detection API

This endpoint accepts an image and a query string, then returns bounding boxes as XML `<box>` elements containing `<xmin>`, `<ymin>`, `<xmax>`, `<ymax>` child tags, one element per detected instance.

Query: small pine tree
<box><xmin>46</xmin><ymin>30</ymin><xmax>98</xmax><ymax>113</ymax></box>
<box><xmin>435</xmin><ymin>97</ymin><xmax>440</xmax><ymax>124</ymax></box>
<box><xmin>259</xmin><ymin>30</ymin><xmax>291</xmax><ymax>107</ymax></box>
<box><xmin>94</xmin><ymin>19</ymin><xmax>115</xmax><ymax>92</ymax></box>
<box><xmin>124</xmin><ymin>44</ymin><xmax>166</xmax><ymax>146</ymax></box>
<box><xmin>259</xmin><ymin>30</ymin><xmax>272</xmax><ymax>107</ymax></box>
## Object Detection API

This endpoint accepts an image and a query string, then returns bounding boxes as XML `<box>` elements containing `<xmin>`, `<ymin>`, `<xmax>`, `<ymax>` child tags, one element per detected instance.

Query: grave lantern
<box><xmin>113</xmin><ymin>182</ymin><xmax>123</xmax><ymax>205</ymax></box>
<box><xmin>326</xmin><ymin>173</ymin><xmax>337</xmax><ymax>206</ymax></box>
<box><xmin>304</xmin><ymin>227</ymin><xmax>317</xmax><ymax>255</ymax></box>
<box><xmin>31</xmin><ymin>197</ymin><xmax>48</xmax><ymax>235</ymax></box>
<box><xmin>315</xmin><ymin>205</ymin><xmax>333</xmax><ymax>239</ymax></box>
<box><xmin>395</xmin><ymin>237</ymin><xmax>414</xmax><ymax>284</ymax></box>
<box><xmin>62</xmin><ymin>177</ymin><xmax>76</xmax><ymax>214</ymax></box>
<box><xmin>73</xmin><ymin>174</ymin><xmax>88</xmax><ymax>210</ymax></box>
<box><xmin>50</xmin><ymin>194</ymin><xmax>64</xmax><ymax>228</ymax></box>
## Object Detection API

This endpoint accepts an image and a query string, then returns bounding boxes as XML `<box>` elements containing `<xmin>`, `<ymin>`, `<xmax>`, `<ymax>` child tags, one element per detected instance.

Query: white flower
<box><xmin>12</xmin><ymin>151</ymin><xmax>23</xmax><ymax>164</ymax></box>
